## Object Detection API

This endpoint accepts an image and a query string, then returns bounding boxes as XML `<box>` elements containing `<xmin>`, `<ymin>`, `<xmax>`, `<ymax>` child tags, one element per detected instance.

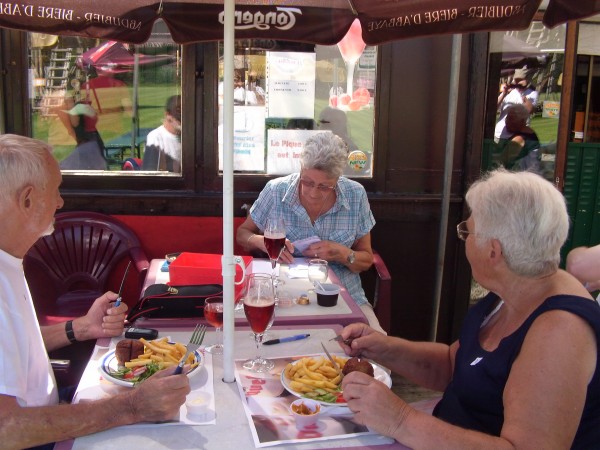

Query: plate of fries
<box><xmin>100</xmin><ymin>337</ymin><xmax>203</xmax><ymax>387</ymax></box>
<box><xmin>281</xmin><ymin>354</ymin><xmax>391</xmax><ymax>406</ymax></box>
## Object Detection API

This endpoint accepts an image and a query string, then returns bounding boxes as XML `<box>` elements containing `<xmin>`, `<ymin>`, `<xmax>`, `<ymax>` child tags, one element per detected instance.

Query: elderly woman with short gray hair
<box><xmin>237</xmin><ymin>132</ymin><xmax>385</xmax><ymax>333</ymax></box>
<box><xmin>337</xmin><ymin>169</ymin><xmax>600</xmax><ymax>449</ymax></box>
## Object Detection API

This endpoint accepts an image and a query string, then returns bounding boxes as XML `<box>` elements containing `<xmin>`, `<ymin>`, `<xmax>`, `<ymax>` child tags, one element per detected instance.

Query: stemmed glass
<box><xmin>337</xmin><ymin>18</ymin><xmax>366</xmax><ymax>96</ymax></box>
<box><xmin>308</xmin><ymin>258</ymin><xmax>328</xmax><ymax>292</ymax></box>
<box><xmin>243</xmin><ymin>274</ymin><xmax>276</xmax><ymax>372</ymax></box>
<box><xmin>204</xmin><ymin>296</ymin><xmax>223</xmax><ymax>354</ymax></box>
<box><xmin>264</xmin><ymin>216</ymin><xmax>286</xmax><ymax>299</ymax></box>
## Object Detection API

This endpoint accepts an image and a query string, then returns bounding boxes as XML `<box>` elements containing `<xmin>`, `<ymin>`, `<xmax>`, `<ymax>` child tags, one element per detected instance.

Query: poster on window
<box><xmin>218</xmin><ymin>106</ymin><xmax>266</xmax><ymax>172</ymax></box>
<box><xmin>266</xmin><ymin>52</ymin><xmax>316</xmax><ymax>119</ymax></box>
<box><xmin>266</xmin><ymin>129</ymin><xmax>322</xmax><ymax>175</ymax></box>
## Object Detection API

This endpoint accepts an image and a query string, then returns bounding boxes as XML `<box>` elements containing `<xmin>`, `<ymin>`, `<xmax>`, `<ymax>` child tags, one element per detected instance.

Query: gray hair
<box><xmin>506</xmin><ymin>104</ymin><xmax>529</xmax><ymax>123</ymax></box>
<box><xmin>301</xmin><ymin>132</ymin><xmax>349</xmax><ymax>178</ymax></box>
<box><xmin>0</xmin><ymin>134</ymin><xmax>53</xmax><ymax>208</ymax></box>
<box><xmin>465</xmin><ymin>169</ymin><xmax>569</xmax><ymax>277</ymax></box>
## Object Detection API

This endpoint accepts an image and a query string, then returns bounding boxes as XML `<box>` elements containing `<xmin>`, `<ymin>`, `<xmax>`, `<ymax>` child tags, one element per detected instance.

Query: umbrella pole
<box><xmin>222</xmin><ymin>0</ymin><xmax>236</xmax><ymax>383</ymax></box>
<box><xmin>131</xmin><ymin>50</ymin><xmax>140</xmax><ymax>154</ymax></box>
<box><xmin>430</xmin><ymin>34</ymin><xmax>462</xmax><ymax>342</ymax></box>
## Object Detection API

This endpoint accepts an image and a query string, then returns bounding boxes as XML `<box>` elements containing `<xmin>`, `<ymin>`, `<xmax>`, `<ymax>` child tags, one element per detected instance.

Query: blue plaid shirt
<box><xmin>250</xmin><ymin>173</ymin><xmax>375</xmax><ymax>306</ymax></box>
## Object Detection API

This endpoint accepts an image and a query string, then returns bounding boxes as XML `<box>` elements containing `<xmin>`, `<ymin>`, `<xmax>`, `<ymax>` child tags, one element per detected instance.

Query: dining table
<box><xmin>134</xmin><ymin>258</ymin><xmax>369</xmax><ymax>329</ymax></box>
<box><xmin>54</xmin><ymin>324</ymin><xmax>437</xmax><ymax>450</ymax></box>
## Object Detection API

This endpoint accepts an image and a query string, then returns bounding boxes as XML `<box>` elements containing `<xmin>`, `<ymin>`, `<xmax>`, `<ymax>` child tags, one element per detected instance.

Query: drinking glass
<box><xmin>243</xmin><ymin>274</ymin><xmax>276</xmax><ymax>372</ymax></box>
<box><xmin>308</xmin><ymin>258</ymin><xmax>328</xmax><ymax>291</ymax></box>
<box><xmin>264</xmin><ymin>216</ymin><xmax>286</xmax><ymax>298</ymax></box>
<box><xmin>337</xmin><ymin>19</ymin><xmax>366</xmax><ymax>96</ymax></box>
<box><xmin>204</xmin><ymin>296</ymin><xmax>223</xmax><ymax>354</ymax></box>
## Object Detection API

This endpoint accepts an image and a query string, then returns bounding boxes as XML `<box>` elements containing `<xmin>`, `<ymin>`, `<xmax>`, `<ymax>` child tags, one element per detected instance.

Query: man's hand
<box><xmin>74</xmin><ymin>292</ymin><xmax>127</xmax><ymax>341</ymax></box>
<box><xmin>129</xmin><ymin>367</ymin><xmax>191</xmax><ymax>422</ymax></box>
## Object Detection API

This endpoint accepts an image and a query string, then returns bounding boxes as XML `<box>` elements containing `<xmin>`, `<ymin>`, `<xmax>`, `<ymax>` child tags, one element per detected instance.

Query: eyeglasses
<box><xmin>299</xmin><ymin>178</ymin><xmax>336</xmax><ymax>193</ymax></box>
<box><xmin>457</xmin><ymin>221</ymin><xmax>476</xmax><ymax>241</ymax></box>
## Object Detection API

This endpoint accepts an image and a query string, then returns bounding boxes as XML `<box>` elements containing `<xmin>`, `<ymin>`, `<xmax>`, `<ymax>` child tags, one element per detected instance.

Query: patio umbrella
<box><xmin>2</xmin><ymin>0</ymin><xmax>598</xmax><ymax>381</ymax></box>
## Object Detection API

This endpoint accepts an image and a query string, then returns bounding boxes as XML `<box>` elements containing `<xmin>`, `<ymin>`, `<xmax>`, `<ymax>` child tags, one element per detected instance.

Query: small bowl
<box><xmin>290</xmin><ymin>398</ymin><xmax>321</xmax><ymax>429</ymax></box>
<box><xmin>315</xmin><ymin>283</ymin><xmax>341</xmax><ymax>307</ymax></box>
<box><xmin>186</xmin><ymin>392</ymin><xmax>213</xmax><ymax>420</ymax></box>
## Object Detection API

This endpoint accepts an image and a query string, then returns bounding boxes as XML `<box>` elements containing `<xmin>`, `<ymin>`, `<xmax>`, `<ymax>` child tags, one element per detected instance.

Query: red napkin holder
<box><xmin>169</xmin><ymin>252</ymin><xmax>253</xmax><ymax>299</ymax></box>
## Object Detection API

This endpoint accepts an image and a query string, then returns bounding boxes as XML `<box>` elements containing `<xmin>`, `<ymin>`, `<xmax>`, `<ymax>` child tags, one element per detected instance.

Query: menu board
<box><xmin>265</xmin><ymin>52</ymin><xmax>316</xmax><ymax>119</ymax></box>
<box><xmin>266</xmin><ymin>129</ymin><xmax>322</xmax><ymax>175</ymax></box>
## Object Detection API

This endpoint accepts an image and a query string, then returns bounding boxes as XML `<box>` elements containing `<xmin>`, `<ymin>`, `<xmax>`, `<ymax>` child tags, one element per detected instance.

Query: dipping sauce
<box><xmin>291</xmin><ymin>401</ymin><xmax>321</xmax><ymax>415</ymax></box>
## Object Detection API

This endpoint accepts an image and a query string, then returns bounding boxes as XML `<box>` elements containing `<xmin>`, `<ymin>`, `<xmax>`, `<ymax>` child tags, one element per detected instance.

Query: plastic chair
<box><xmin>361</xmin><ymin>250</ymin><xmax>392</xmax><ymax>334</ymax></box>
<box><xmin>24</xmin><ymin>211</ymin><xmax>150</xmax><ymax>324</ymax></box>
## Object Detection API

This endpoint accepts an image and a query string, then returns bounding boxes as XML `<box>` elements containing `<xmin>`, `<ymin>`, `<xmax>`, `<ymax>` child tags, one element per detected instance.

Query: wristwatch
<box><xmin>346</xmin><ymin>250</ymin><xmax>356</xmax><ymax>265</ymax></box>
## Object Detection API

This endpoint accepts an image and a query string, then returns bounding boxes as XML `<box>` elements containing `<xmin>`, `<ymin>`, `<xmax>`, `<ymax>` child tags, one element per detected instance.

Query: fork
<box><xmin>174</xmin><ymin>324</ymin><xmax>206</xmax><ymax>375</ymax></box>
<box><xmin>329</xmin><ymin>335</ymin><xmax>353</xmax><ymax>346</ymax></box>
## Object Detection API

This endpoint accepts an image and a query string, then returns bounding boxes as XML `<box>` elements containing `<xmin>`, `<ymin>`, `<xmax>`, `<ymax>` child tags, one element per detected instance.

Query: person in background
<box><xmin>0</xmin><ymin>134</ymin><xmax>190</xmax><ymax>449</ymax></box>
<box><xmin>495</xmin><ymin>66</ymin><xmax>538</xmax><ymax>142</ymax></box>
<box><xmin>56</xmin><ymin>96</ymin><xmax>107</xmax><ymax>170</ymax></box>
<box><xmin>236</xmin><ymin>132</ymin><xmax>386</xmax><ymax>333</ymax></box>
<box><xmin>338</xmin><ymin>169</ymin><xmax>600</xmax><ymax>449</ymax></box>
<box><xmin>493</xmin><ymin>104</ymin><xmax>541</xmax><ymax>173</ymax></box>
<box><xmin>567</xmin><ymin>244</ymin><xmax>600</xmax><ymax>303</ymax></box>
<box><xmin>142</xmin><ymin>95</ymin><xmax>182</xmax><ymax>171</ymax></box>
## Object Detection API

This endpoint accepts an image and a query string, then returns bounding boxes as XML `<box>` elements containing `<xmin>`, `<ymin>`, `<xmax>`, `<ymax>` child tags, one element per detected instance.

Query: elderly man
<box><xmin>0</xmin><ymin>134</ymin><xmax>190</xmax><ymax>449</ymax></box>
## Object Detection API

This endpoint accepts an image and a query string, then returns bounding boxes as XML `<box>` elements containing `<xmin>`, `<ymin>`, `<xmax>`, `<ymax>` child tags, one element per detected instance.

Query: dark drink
<box><xmin>244</xmin><ymin>298</ymin><xmax>275</xmax><ymax>334</ymax></box>
<box><xmin>264</xmin><ymin>233</ymin><xmax>285</xmax><ymax>263</ymax></box>
<box><xmin>204</xmin><ymin>303</ymin><xmax>223</xmax><ymax>328</ymax></box>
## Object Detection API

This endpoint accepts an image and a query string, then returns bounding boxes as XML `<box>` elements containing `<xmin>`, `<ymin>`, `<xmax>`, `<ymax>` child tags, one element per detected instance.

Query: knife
<box><xmin>321</xmin><ymin>342</ymin><xmax>343</xmax><ymax>379</ymax></box>
<box><xmin>114</xmin><ymin>261</ymin><xmax>132</xmax><ymax>307</ymax></box>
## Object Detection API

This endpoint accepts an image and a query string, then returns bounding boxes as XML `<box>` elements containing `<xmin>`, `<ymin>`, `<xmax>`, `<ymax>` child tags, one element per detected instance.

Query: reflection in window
<box><xmin>217</xmin><ymin>36</ymin><xmax>377</xmax><ymax>179</ymax></box>
<box><xmin>28</xmin><ymin>26</ymin><xmax>182</xmax><ymax>174</ymax></box>
<box><xmin>484</xmin><ymin>22</ymin><xmax>566</xmax><ymax>181</ymax></box>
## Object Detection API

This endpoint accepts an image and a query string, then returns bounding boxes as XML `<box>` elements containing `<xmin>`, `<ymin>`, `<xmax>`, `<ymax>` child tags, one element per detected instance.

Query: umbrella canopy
<box><xmin>0</xmin><ymin>0</ymin><xmax>553</xmax><ymax>46</ymax></box>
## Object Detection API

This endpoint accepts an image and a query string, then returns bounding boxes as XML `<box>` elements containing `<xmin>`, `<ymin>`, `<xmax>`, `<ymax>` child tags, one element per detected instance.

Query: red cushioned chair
<box><xmin>24</xmin><ymin>211</ymin><xmax>150</xmax><ymax>324</ymax></box>
<box><xmin>23</xmin><ymin>211</ymin><xmax>150</xmax><ymax>391</ymax></box>
<box><xmin>361</xmin><ymin>250</ymin><xmax>392</xmax><ymax>334</ymax></box>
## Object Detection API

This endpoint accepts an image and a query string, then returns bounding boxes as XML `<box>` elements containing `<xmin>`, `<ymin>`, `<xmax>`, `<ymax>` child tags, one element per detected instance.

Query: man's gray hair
<box><xmin>301</xmin><ymin>132</ymin><xmax>349</xmax><ymax>179</ymax></box>
<box><xmin>0</xmin><ymin>134</ymin><xmax>52</xmax><ymax>207</ymax></box>
<box><xmin>466</xmin><ymin>169</ymin><xmax>569</xmax><ymax>277</ymax></box>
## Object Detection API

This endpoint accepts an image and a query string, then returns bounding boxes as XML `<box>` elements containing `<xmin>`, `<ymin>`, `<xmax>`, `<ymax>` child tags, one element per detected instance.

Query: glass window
<box><xmin>484</xmin><ymin>22</ymin><xmax>566</xmax><ymax>181</ymax></box>
<box><xmin>217</xmin><ymin>37</ymin><xmax>377</xmax><ymax>179</ymax></box>
<box><xmin>28</xmin><ymin>23</ymin><xmax>182</xmax><ymax>174</ymax></box>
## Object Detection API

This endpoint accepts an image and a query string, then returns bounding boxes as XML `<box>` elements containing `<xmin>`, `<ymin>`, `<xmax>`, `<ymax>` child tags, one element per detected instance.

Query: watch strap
<box><xmin>65</xmin><ymin>320</ymin><xmax>77</xmax><ymax>344</ymax></box>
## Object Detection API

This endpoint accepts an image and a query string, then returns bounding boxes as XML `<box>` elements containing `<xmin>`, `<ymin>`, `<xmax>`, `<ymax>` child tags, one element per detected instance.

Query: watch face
<box><xmin>347</xmin><ymin>252</ymin><xmax>355</xmax><ymax>264</ymax></box>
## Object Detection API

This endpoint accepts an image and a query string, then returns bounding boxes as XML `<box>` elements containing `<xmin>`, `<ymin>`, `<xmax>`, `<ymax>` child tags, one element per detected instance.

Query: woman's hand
<box><xmin>342</xmin><ymin>371</ymin><xmax>411</xmax><ymax>439</ymax></box>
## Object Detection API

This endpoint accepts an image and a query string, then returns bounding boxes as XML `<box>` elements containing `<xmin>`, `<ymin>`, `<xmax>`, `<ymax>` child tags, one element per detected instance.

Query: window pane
<box><xmin>484</xmin><ymin>23</ymin><xmax>566</xmax><ymax>181</ymax></box>
<box><xmin>218</xmin><ymin>39</ymin><xmax>376</xmax><ymax>178</ymax></box>
<box><xmin>28</xmin><ymin>25</ymin><xmax>182</xmax><ymax>174</ymax></box>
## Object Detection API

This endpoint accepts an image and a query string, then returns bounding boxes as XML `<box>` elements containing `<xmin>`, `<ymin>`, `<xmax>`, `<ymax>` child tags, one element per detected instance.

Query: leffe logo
<box><xmin>218</xmin><ymin>7</ymin><xmax>302</xmax><ymax>31</ymax></box>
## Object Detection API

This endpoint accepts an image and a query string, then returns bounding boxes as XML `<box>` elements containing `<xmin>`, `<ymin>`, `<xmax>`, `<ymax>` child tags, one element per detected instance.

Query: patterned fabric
<box><xmin>250</xmin><ymin>173</ymin><xmax>375</xmax><ymax>306</ymax></box>
<box><xmin>433</xmin><ymin>293</ymin><xmax>600</xmax><ymax>449</ymax></box>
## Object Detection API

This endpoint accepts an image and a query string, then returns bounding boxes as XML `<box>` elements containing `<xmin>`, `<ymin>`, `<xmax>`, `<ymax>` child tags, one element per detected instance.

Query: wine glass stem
<box><xmin>254</xmin><ymin>333</ymin><xmax>264</xmax><ymax>360</ymax></box>
<box><xmin>346</xmin><ymin>60</ymin><xmax>356</xmax><ymax>95</ymax></box>
<box><xmin>216</xmin><ymin>326</ymin><xmax>222</xmax><ymax>348</ymax></box>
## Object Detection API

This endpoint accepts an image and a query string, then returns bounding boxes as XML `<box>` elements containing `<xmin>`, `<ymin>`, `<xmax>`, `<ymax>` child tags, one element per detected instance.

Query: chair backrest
<box><xmin>24</xmin><ymin>211</ymin><xmax>149</xmax><ymax>321</ymax></box>
<box><xmin>360</xmin><ymin>250</ymin><xmax>392</xmax><ymax>334</ymax></box>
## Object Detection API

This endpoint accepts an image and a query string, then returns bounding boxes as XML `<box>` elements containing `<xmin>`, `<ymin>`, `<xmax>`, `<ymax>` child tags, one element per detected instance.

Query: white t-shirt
<box><xmin>494</xmin><ymin>87</ymin><xmax>539</xmax><ymax>140</ymax></box>
<box><xmin>0</xmin><ymin>249</ymin><xmax>58</xmax><ymax>406</ymax></box>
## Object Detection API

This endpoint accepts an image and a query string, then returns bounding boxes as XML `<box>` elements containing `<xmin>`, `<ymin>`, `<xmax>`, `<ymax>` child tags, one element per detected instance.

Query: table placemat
<box><xmin>234</xmin><ymin>355</ymin><xmax>394</xmax><ymax>448</ymax></box>
<box><xmin>73</xmin><ymin>339</ymin><xmax>216</xmax><ymax>427</ymax></box>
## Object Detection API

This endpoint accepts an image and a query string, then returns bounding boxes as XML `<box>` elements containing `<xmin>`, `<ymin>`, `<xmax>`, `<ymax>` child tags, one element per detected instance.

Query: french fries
<box><xmin>283</xmin><ymin>356</ymin><xmax>348</xmax><ymax>397</ymax></box>
<box><xmin>123</xmin><ymin>337</ymin><xmax>198</xmax><ymax>370</ymax></box>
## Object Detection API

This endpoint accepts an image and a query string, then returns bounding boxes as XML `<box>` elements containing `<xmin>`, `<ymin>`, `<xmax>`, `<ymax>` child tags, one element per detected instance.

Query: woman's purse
<box><xmin>126</xmin><ymin>283</ymin><xmax>223</xmax><ymax>322</ymax></box>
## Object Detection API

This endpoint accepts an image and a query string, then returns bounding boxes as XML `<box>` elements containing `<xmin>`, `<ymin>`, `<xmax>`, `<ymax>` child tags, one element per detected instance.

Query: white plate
<box><xmin>99</xmin><ymin>347</ymin><xmax>203</xmax><ymax>387</ymax></box>
<box><xmin>280</xmin><ymin>354</ymin><xmax>391</xmax><ymax>406</ymax></box>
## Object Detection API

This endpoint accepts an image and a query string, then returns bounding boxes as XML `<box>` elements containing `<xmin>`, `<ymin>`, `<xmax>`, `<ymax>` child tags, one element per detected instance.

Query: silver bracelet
<box><xmin>246</xmin><ymin>234</ymin><xmax>256</xmax><ymax>247</ymax></box>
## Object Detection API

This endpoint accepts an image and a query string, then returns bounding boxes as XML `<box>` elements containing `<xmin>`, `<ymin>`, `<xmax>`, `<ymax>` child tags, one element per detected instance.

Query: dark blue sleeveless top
<box><xmin>433</xmin><ymin>293</ymin><xmax>600</xmax><ymax>449</ymax></box>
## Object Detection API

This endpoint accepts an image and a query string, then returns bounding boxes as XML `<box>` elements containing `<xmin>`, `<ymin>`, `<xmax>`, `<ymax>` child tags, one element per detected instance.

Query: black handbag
<box><xmin>126</xmin><ymin>283</ymin><xmax>223</xmax><ymax>322</ymax></box>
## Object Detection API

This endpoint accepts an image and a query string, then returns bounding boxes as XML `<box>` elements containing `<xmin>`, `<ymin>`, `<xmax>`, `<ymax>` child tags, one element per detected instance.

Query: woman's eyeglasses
<box><xmin>457</xmin><ymin>221</ymin><xmax>476</xmax><ymax>241</ymax></box>
<box><xmin>299</xmin><ymin>178</ymin><xmax>336</xmax><ymax>193</ymax></box>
